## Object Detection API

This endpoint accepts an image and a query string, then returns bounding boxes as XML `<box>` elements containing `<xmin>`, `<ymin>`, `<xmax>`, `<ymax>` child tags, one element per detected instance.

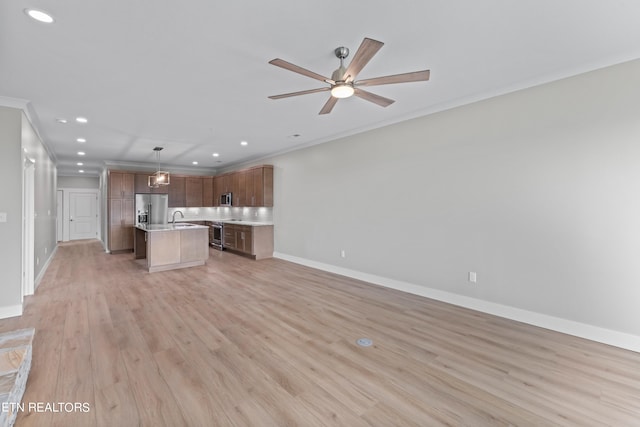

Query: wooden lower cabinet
<box><xmin>223</xmin><ymin>227</ymin><xmax>236</xmax><ymax>249</ymax></box>
<box><xmin>223</xmin><ymin>224</ymin><xmax>273</xmax><ymax>260</ymax></box>
<box><xmin>109</xmin><ymin>198</ymin><xmax>135</xmax><ymax>252</ymax></box>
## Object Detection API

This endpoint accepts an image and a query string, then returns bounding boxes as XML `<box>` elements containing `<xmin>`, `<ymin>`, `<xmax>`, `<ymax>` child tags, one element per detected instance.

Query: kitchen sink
<box><xmin>173</xmin><ymin>223</ymin><xmax>198</xmax><ymax>228</ymax></box>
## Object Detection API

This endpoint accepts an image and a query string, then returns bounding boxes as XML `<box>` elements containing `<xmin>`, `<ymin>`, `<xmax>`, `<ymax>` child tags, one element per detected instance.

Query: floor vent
<box><xmin>356</xmin><ymin>338</ymin><xmax>373</xmax><ymax>347</ymax></box>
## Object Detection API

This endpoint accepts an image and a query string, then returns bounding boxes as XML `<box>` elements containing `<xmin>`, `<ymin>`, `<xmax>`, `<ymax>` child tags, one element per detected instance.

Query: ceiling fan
<box><xmin>268</xmin><ymin>37</ymin><xmax>430</xmax><ymax>115</ymax></box>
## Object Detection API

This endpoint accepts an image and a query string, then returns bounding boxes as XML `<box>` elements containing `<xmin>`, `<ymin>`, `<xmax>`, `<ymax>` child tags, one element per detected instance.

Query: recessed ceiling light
<box><xmin>79</xmin><ymin>170</ymin><xmax>85</xmax><ymax>173</ymax></box>
<box><xmin>77</xmin><ymin>151</ymin><xmax>86</xmax><ymax>156</ymax></box>
<box><xmin>192</xmin><ymin>161</ymin><xmax>198</xmax><ymax>165</ymax></box>
<box><xmin>77</xmin><ymin>162</ymin><xmax>83</xmax><ymax>166</ymax></box>
<box><xmin>55</xmin><ymin>118</ymin><xmax>67</xmax><ymax>124</ymax></box>
<box><xmin>75</xmin><ymin>117</ymin><xmax>88</xmax><ymax>124</ymax></box>
<box><xmin>24</xmin><ymin>8</ymin><xmax>54</xmax><ymax>23</ymax></box>
<box><xmin>240</xmin><ymin>141</ymin><xmax>248</xmax><ymax>146</ymax></box>
<box><xmin>76</xmin><ymin>138</ymin><xmax>86</xmax><ymax>143</ymax></box>
<box><xmin>212</xmin><ymin>153</ymin><xmax>220</xmax><ymax>157</ymax></box>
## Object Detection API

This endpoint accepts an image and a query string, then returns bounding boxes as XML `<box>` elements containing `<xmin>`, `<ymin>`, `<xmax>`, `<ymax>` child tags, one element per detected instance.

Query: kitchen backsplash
<box><xmin>167</xmin><ymin>206</ymin><xmax>273</xmax><ymax>223</ymax></box>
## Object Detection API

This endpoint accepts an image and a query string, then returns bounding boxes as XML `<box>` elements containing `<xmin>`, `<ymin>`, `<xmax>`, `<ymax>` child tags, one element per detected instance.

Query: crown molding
<box><xmin>102</xmin><ymin>160</ymin><xmax>217</xmax><ymax>176</ymax></box>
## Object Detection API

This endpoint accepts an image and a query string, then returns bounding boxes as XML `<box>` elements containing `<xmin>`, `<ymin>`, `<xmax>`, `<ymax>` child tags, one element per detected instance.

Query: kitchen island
<box><xmin>134</xmin><ymin>223</ymin><xmax>209</xmax><ymax>273</ymax></box>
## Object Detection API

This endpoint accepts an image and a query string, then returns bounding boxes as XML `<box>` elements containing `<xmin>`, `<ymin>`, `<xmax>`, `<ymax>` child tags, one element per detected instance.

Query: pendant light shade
<box><xmin>148</xmin><ymin>147</ymin><xmax>170</xmax><ymax>188</ymax></box>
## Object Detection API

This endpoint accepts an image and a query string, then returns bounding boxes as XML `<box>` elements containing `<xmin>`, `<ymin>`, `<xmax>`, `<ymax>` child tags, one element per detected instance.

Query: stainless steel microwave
<box><xmin>220</xmin><ymin>192</ymin><xmax>232</xmax><ymax>206</ymax></box>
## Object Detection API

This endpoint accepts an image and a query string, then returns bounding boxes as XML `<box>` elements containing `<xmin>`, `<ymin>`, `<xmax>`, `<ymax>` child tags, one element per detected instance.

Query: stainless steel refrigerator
<box><xmin>135</xmin><ymin>193</ymin><xmax>168</xmax><ymax>225</ymax></box>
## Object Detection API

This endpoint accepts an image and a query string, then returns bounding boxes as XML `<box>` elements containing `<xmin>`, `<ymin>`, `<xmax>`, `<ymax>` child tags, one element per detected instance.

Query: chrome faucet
<box><xmin>171</xmin><ymin>210</ymin><xmax>184</xmax><ymax>223</ymax></box>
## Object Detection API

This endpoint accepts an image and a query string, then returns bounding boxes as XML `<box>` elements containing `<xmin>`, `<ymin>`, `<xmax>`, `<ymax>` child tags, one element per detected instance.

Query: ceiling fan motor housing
<box><xmin>331</xmin><ymin>66</ymin><xmax>348</xmax><ymax>82</ymax></box>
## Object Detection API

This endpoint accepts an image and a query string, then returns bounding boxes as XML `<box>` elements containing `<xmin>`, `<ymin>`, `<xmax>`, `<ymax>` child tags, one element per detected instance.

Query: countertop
<box><xmin>136</xmin><ymin>220</ymin><xmax>273</xmax><ymax>232</ymax></box>
<box><xmin>217</xmin><ymin>220</ymin><xmax>273</xmax><ymax>226</ymax></box>
<box><xmin>174</xmin><ymin>219</ymin><xmax>274</xmax><ymax>227</ymax></box>
<box><xmin>135</xmin><ymin>223</ymin><xmax>209</xmax><ymax>232</ymax></box>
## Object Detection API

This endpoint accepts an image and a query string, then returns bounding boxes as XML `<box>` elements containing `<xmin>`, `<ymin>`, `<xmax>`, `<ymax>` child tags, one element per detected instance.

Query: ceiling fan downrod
<box><xmin>332</xmin><ymin>46</ymin><xmax>350</xmax><ymax>82</ymax></box>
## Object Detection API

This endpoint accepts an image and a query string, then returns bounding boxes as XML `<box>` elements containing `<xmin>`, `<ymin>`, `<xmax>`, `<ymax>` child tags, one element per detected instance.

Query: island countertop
<box><xmin>136</xmin><ymin>223</ymin><xmax>209</xmax><ymax>232</ymax></box>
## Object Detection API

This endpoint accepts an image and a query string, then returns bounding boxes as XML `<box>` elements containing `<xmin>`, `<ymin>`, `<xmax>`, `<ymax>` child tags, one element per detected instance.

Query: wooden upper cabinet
<box><xmin>202</xmin><ymin>177</ymin><xmax>214</xmax><ymax>207</ymax></box>
<box><xmin>168</xmin><ymin>176</ymin><xmax>186</xmax><ymax>207</ymax></box>
<box><xmin>211</xmin><ymin>166</ymin><xmax>273</xmax><ymax>207</ymax></box>
<box><xmin>213</xmin><ymin>173</ymin><xmax>233</xmax><ymax>206</ymax></box>
<box><xmin>244</xmin><ymin>166</ymin><xmax>273</xmax><ymax>207</ymax></box>
<box><xmin>135</xmin><ymin>173</ymin><xmax>168</xmax><ymax>194</ymax></box>
<box><xmin>108</xmin><ymin>171</ymin><xmax>135</xmax><ymax>252</ymax></box>
<box><xmin>233</xmin><ymin>171</ymin><xmax>247</xmax><ymax>206</ymax></box>
<box><xmin>220</xmin><ymin>174</ymin><xmax>233</xmax><ymax>193</ymax></box>
<box><xmin>213</xmin><ymin>176</ymin><xmax>221</xmax><ymax>206</ymax></box>
<box><xmin>134</xmin><ymin>174</ymin><xmax>148</xmax><ymax>194</ymax></box>
<box><xmin>262</xmin><ymin>165</ymin><xmax>274</xmax><ymax>207</ymax></box>
<box><xmin>109</xmin><ymin>171</ymin><xmax>135</xmax><ymax>199</ymax></box>
<box><xmin>185</xmin><ymin>177</ymin><xmax>203</xmax><ymax>207</ymax></box>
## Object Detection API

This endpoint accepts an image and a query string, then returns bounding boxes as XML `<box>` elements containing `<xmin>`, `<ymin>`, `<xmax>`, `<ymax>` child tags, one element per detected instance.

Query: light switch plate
<box><xmin>0</xmin><ymin>212</ymin><xmax>7</xmax><ymax>222</ymax></box>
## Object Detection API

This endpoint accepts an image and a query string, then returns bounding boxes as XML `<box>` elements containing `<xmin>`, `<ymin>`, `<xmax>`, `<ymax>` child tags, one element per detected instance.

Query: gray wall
<box><xmin>57</xmin><ymin>176</ymin><xmax>99</xmax><ymax>189</ymax></box>
<box><xmin>0</xmin><ymin>107</ymin><xmax>23</xmax><ymax>316</ymax></box>
<box><xmin>259</xmin><ymin>58</ymin><xmax>640</xmax><ymax>347</ymax></box>
<box><xmin>23</xmin><ymin>112</ymin><xmax>57</xmax><ymax>282</ymax></box>
<box><xmin>0</xmin><ymin>107</ymin><xmax>57</xmax><ymax>317</ymax></box>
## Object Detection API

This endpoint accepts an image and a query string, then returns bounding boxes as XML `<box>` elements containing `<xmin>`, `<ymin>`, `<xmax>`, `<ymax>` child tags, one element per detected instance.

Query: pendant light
<box><xmin>148</xmin><ymin>147</ymin><xmax>170</xmax><ymax>188</ymax></box>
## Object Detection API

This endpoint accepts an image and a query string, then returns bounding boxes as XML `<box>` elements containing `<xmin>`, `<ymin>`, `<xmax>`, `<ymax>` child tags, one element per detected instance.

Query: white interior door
<box><xmin>69</xmin><ymin>192</ymin><xmax>98</xmax><ymax>240</ymax></box>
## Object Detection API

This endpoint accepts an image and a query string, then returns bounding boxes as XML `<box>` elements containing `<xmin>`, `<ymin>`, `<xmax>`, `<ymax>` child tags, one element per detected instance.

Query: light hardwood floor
<box><xmin>1</xmin><ymin>240</ymin><xmax>639</xmax><ymax>426</ymax></box>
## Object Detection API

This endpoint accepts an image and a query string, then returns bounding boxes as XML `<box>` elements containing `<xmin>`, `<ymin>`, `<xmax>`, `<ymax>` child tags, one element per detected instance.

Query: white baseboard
<box><xmin>273</xmin><ymin>252</ymin><xmax>640</xmax><ymax>353</ymax></box>
<box><xmin>0</xmin><ymin>304</ymin><xmax>22</xmax><ymax>320</ymax></box>
<box><xmin>34</xmin><ymin>245</ymin><xmax>58</xmax><ymax>290</ymax></box>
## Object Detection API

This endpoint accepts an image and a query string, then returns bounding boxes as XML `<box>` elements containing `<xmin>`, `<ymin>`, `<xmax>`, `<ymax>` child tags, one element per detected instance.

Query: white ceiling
<box><xmin>2</xmin><ymin>1</ymin><xmax>640</xmax><ymax>176</ymax></box>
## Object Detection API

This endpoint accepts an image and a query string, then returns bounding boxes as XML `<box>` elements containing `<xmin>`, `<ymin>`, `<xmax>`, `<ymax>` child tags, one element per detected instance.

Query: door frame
<box><xmin>56</xmin><ymin>190</ymin><xmax>63</xmax><ymax>241</ymax></box>
<box><xmin>59</xmin><ymin>188</ymin><xmax>101</xmax><ymax>242</ymax></box>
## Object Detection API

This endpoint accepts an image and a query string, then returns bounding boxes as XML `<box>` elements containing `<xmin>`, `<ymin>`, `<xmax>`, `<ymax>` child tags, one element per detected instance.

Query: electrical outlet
<box><xmin>0</xmin><ymin>212</ymin><xmax>6</xmax><ymax>223</ymax></box>
<box><xmin>469</xmin><ymin>271</ymin><xmax>477</xmax><ymax>283</ymax></box>
<box><xmin>340</xmin><ymin>249</ymin><xmax>346</xmax><ymax>258</ymax></box>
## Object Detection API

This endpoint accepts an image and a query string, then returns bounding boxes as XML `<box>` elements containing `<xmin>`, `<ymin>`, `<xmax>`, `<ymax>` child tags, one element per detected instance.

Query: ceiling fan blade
<box><xmin>269</xmin><ymin>59</ymin><xmax>331</xmax><ymax>83</ymax></box>
<box><xmin>343</xmin><ymin>38</ymin><xmax>384</xmax><ymax>82</ymax></box>
<box><xmin>355</xmin><ymin>70</ymin><xmax>430</xmax><ymax>87</ymax></box>
<box><xmin>353</xmin><ymin>88</ymin><xmax>395</xmax><ymax>108</ymax></box>
<box><xmin>269</xmin><ymin>87</ymin><xmax>330</xmax><ymax>100</ymax></box>
<box><xmin>319</xmin><ymin>96</ymin><xmax>339</xmax><ymax>115</ymax></box>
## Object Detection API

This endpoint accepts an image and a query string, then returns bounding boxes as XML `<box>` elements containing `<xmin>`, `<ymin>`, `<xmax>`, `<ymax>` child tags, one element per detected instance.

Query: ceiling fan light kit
<box><xmin>268</xmin><ymin>37</ymin><xmax>430</xmax><ymax>114</ymax></box>
<box><xmin>330</xmin><ymin>83</ymin><xmax>354</xmax><ymax>98</ymax></box>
